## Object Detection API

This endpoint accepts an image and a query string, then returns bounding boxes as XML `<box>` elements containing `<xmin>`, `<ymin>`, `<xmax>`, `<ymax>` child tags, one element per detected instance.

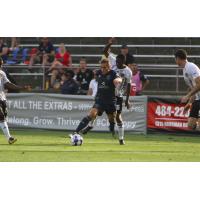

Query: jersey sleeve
<box><xmin>126</xmin><ymin>68</ymin><xmax>132</xmax><ymax>84</ymax></box>
<box><xmin>188</xmin><ymin>64</ymin><xmax>200</xmax><ymax>79</ymax></box>
<box><xmin>2</xmin><ymin>72</ymin><xmax>10</xmax><ymax>84</ymax></box>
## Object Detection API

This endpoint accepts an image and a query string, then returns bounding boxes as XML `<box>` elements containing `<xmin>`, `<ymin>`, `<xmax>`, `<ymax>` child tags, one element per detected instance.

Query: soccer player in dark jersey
<box><xmin>70</xmin><ymin>59</ymin><xmax>122</xmax><ymax>142</ymax></box>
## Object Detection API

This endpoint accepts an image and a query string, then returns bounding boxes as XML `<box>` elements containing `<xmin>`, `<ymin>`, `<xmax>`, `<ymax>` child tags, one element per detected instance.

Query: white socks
<box><xmin>0</xmin><ymin>121</ymin><xmax>11</xmax><ymax>140</ymax></box>
<box><xmin>117</xmin><ymin>124</ymin><xmax>124</xmax><ymax>140</ymax></box>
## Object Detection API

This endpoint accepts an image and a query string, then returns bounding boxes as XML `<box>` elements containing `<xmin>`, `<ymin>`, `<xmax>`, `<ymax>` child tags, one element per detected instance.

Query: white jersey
<box><xmin>115</xmin><ymin>66</ymin><xmax>132</xmax><ymax>97</ymax></box>
<box><xmin>89</xmin><ymin>79</ymin><xmax>98</xmax><ymax>97</ymax></box>
<box><xmin>183</xmin><ymin>61</ymin><xmax>200</xmax><ymax>100</ymax></box>
<box><xmin>0</xmin><ymin>70</ymin><xmax>10</xmax><ymax>101</ymax></box>
<box><xmin>102</xmin><ymin>52</ymin><xmax>117</xmax><ymax>70</ymax></box>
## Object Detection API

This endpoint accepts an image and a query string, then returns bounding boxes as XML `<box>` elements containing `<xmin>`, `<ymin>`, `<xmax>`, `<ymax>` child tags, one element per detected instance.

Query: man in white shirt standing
<box><xmin>0</xmin><ymin>57</ymin><xmax>25</xmax><ymax>144</ymax></box>
<box><xmin>175</xmin><ymin>49</ymin><xmax>200</xmax><ymax>130</ymax></box>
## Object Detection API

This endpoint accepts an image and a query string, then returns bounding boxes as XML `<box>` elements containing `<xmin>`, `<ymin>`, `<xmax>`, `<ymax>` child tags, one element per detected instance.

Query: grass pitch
<box><xmin>0</xmin><ymin>129</ymin><xmax>200</xmax><ymax>161</ymax></box>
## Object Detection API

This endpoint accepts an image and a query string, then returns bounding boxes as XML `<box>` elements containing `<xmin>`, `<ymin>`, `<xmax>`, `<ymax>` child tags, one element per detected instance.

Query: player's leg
<box><xmin>115</xmin><ymin>97</ymin><xmax>125</xmax><ymax>144</ymax></box>
<box><xmin>0</xmin><ymin>101</ymin><xmax>17</xmax><ymax>144</ymax></box>
<box><xmin>187</xmin><ymin>100</ymin><xmax>200</xmax><ymax>130</ymax></box>
<box><xmin>74</xmin><ymin>107</ymin><xmax>99</xmax><ymax>134</ymax></box>
<box><xmin>81</xmin><ymin>116</ymin><xmax>97</xmax><ymax>135</ymax></box>
<box><xmin>116</xmin><ymin>112</ymin><xmax>125</xmax><ymax>145</ymax></box>
<box><xmin>107</xmin><ymin>112</ymin><xmax>116</xmax><ymax>137</ymax></box>
<box><xmin>188</xmin><ymin>117</ymin><xmax>198</xmax><ymax>130</ymax></box>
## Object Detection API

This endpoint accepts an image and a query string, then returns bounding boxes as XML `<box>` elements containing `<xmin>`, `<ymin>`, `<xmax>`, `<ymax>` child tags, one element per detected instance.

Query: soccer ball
<box><xmin>70</xmin><ymin>133</ymin><xmax>83</xmax><ymax>146</ymax></box>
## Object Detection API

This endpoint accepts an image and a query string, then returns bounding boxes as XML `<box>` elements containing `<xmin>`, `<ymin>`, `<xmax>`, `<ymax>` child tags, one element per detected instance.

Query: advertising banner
<box><xmin>6</xmin><ymin>93</ymin><xmax>147</xmax><ymax>134</ymax></box>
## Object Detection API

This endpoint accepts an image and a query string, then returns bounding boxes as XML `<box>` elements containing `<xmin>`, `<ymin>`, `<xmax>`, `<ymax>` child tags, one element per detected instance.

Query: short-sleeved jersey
<box><xmin>0</xmin><ymin>70</ymin><xmax>10</xmax><ymax>101</ymax></box>
<box><xmin>183</xmin><ymin>61</ymin><xmax>200</xmax><ymax>100</ymax></box>
<box><xmin>95</xmin><ymin>70</ymin><xmax>119</xmax><ymax>103</ymax></box>
<box><xmin>115</xmin><ymin>66</ymin><xmax>132</xmax><ymax>97</ymax></box>
<box><xmin>102</xmin><ymin>53</ymin><xmax>117</xmax><ymax>70</ymax></box>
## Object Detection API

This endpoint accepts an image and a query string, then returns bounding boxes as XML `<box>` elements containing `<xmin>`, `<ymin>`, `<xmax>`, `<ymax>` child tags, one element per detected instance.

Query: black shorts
<box><xmin>189</xmin><ymin>100</ymin><xmax>200</xmax><ymax>118</ymax></box>
<box><xmin>116</xmin><ymin>96</ymin><xmax>123</xmax><ymax>114</ymax></box>
<box><xmin>0</xmin><ymin>100</ymin><xmax>7</xmax><ymax>121</ymax></box>
<box><xmin>93</xmin><ymin>101</ymin><xmax>116</xmax><ymax>115</ymax></box>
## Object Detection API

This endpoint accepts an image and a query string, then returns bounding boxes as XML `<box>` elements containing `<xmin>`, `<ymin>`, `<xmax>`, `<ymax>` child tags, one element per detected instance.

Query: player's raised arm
<box><xmin>103</xmin><ymin>38</ymin><xmax>114</xmax><ymax>58</ymax></box>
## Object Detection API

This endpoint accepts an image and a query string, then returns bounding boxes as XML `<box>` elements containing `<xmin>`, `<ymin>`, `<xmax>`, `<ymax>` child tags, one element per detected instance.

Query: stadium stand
<box><xmin>2</xmin><ymin>37</ymin><xmax>200</xmax><ymax>95</ymax></box>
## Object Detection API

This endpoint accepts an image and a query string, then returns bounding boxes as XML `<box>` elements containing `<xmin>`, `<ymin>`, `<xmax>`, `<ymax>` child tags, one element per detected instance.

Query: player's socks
<box><xmin>0</xmin><ymin>121</ymin><xmax>12</xmax><ymax>140</ymax></box>
<box><xmin>117</xmin><ymin>123</ymin><xmax>124</xmax><ymax>140</ymax></box>
<box><xmin>75</xmin><ymin>116</ymin><xmax>92</xmax><ymax>133</ymax></box>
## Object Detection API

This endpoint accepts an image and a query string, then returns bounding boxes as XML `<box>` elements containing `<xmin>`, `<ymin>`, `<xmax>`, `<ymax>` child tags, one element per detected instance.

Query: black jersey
<box><xmin>95</xmin><ymin>70</ymin><xmax>119</xmax><ymax>104</ymax></box>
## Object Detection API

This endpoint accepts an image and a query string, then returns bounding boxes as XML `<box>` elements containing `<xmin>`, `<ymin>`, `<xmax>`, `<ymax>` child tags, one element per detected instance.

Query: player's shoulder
<box><xmin>0</xmin><ymin>70</ymin><xmax>6</xmax><ymax>77</ymax></box>
<box><xmin>186</xmin><ymin>61</ymin><xmax>200</xmax><ymax>72</ymax></box>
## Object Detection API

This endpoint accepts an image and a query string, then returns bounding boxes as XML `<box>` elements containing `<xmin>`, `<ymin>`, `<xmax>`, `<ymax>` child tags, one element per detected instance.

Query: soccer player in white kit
<box><xmin>175</xmin><ymin>49</ymin><xmax>200</xmax><ymax>130</ymax></box>
<box><xmin>0</xmin><ymin>57</ymin><xmax>25</xmax><ymax>144</ymax></box>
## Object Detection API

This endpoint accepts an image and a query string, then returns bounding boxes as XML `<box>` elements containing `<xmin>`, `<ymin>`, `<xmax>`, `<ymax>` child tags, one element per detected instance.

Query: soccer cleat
<box><xmin>8</xmin><ymin>137</ymin><xmax>17</xmax><ymax>145</ymax></box>
<box><xmin>119</xmin><ymin>139</ymin><xmax>125</xmax><ymax>145</ymax></box>
<box><xmin>81</xmin><ymin>126</ymin><xmax>93</xmax><ymax>135</ymax></box>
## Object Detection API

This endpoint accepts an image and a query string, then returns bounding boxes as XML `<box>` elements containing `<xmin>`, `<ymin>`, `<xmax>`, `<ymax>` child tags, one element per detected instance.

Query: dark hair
<box><xmin>174</xmin><ymin>49</ymin><xmax>187</xmax><ymax>60</ymax></box>
<box><xmin>80</xmin><ymin>57</ymin><xmax>87</xmax><ymax>62</ymax></box>
<box><xmin>116</xmin><ymin>54</ymin><xmax>125</xmax><ymax>62</ymax></box>
<box><xmin>63</xmin><ymin>69</ymin><xmax>75</xmax><ymax>78</ymax></box>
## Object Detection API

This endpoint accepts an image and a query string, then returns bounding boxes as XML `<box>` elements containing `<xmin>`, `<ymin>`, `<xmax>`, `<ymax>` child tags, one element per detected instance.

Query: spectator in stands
<box><xmin>87</xmin><ymin>70</ymin><xmax>98</xmax><ymax>97</ymax></box>
<box><xmin>29</xmin><ymin>37</ymin><xmax>55</xmax><ymax>67</ymax></box>
<box><xmin>0</xmin><ymin>38</ymin><xmax>9</xmax><ymax>63</ymax></box>
<box><xmin>120</xmin><ymin>44</ymin><xmax>134</xmax><ymax>66</ymax></box>
<box><xmin>6</xmin><ymin>38</ymin><xmax>21</xmax><ymax>64</ymax></box>
<box><xmin>76</xmin><ymin>57</ymin><xmax>93</xmax><ymax>95</ymax></box>
<box><xmin>60</xmin><ymin>70</ymin><xmax>79</xmax><ymax>95</ymax></box>
<box><xmin>129</xmin><ymin>63</ymin><xmax>149</xmax><ymax>95</ymax></box>
<box><xmin>48</xmin><ymin>43</ymin><xmax>72</xmax><ymax>87</ymax></box>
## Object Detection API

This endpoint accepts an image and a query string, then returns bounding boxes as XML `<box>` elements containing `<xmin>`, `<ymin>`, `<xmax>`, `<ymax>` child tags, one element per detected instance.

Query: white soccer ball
<box><xmin>70</xmin><ymin>134</ymin><xmax>83</xmax><ymax>146</ymax></box>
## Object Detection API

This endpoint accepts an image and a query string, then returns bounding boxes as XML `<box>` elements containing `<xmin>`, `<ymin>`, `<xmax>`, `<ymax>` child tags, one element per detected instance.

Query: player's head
<box><xmin>79</xmin><ymin>57</ymin><xmax>87</xmax><ymax>70</ymax></box>
<box><xmin>0</xmin><ymin>57</ymin><xmax>3</xmax><ymax>68</ymax></box>
<box><xmin>121</xmin><ymin>44</ymin><xmax>129</xmax><ymax>56</ymax></box>
<box><xmin>100</xmin><ymin>59</ymin><xmax>110</xmax><ymax>74</ymax></box>
<box><xmin>174</xmin><ymin>49</ymin><xmax>187</xmax><ymax>67</ymax></box>
<box><xmin>116</xmin><ymin>54</ymin><xmax>125</xmax><ymax>69</ymax></box>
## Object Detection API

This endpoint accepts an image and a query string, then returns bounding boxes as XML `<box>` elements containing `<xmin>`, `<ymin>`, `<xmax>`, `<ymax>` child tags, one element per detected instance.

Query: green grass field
<box><xmin>0</xmin><ymin>129</ymin><xmax>200</xmax><ymax>161</ymax></box>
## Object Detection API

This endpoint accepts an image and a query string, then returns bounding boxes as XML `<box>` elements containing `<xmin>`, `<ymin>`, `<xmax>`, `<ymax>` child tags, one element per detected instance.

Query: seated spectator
<box><xmin>29</xmin><ymin>37</ymin><xmax>55</xmax><ymax>67</ymax></box>
<box><xmin>119</xmin><ymin>44</ymin><xmax>134</xmax><ymax>67</ymax></box>
<box><xmin>87</xmin><ymin>70</ymin><xmax>98</xmax><ymax>97</ymax></box>
<box><xmin>60</xmin><ymin>70</ymin><xmax>79</xmax><ymax>95</ymax></box>
<box><xmin>48</xmin><ymin>43</ymin><xmax>72</xmax><ymax>87</ymax></box>
<box><xmin>0</xmin><ymin>38</ymin><xmax>9</xmax><ymax>63</ymax></box>
<box><xmin>76</xmin><ymin>57</ymin><xmax>93</xmax><ymax>95</ymax></box>
<box><xmin>129</xmin><ymin>63</ymin><xmax>150</xmax><ymax>95</ymax></box>
<box><xmin>6</xmin><ymin>38</ymin><xmax>21</xmax><ymax>64</ymax></box>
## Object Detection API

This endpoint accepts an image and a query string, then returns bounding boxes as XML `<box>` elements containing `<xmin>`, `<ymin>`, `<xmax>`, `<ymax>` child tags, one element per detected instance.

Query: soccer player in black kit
<box><xmin>70</xmin><ymin>59</ymin><xmax>122</xmax><ymax>144</ymax></box>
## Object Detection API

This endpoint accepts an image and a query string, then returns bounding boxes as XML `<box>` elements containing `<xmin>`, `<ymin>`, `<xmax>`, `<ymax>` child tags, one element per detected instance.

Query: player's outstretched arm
<box><xmin>103</xmin><ymin>38</ymin><xmax>114</xmax><ymax>58</ymax></box>
<box><xmin>181</xmin><ymin>76</ymin><xmax>200</xmax><ymax>103</ymax></box>
<box><xmin>4</xmin><ymin>82</ymin><xmax>25</xmax><ymax>91</ymax></box>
